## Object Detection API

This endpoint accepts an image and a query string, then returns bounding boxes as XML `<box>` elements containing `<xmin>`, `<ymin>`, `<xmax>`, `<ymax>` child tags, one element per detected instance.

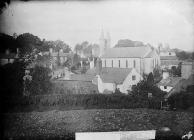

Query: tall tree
<box><xmin>147</xmin><ymin>72</ymin><xmax>154</xmax><ymax>86</ymax></box>
<box><xmin>29</xmin><ymin>66</ymin><xmax>52</xmax><ymax>95</ymax></box>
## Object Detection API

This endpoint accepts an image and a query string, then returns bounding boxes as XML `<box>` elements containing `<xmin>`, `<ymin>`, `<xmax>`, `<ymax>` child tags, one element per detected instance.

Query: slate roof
<box><xmin>99</xmin><ymin>68</ymin><xmax>133</xmax><ymax>84</ymax></box>
<box><xmin>50</xmin><ymin>52</ymin><xmax>71</xmax><ymax>57</ymax></box>
<box><xmin>145</xmin><ymin>50</ymin><xmax>157</xmax><ymax>58</ymax></box>
<box><xmin>70</xmin><ymin>74</ymin><xmax>95</xmax><ymax>82</ymax></box>
<box><xmin>157</xmin><ymin>77</ymin><xmax>182</xmax><ymax>87</ymax></box>
<box><xmin>160</xmin><ymin>56</ymin><xmax>178</xmax><ymax>60</ymax></box>
<box><xmin>101</xmin><ymin>47</ymin><xmax>151</xmax><ymax>58</ymax></box>
<box><xmin>165</xmin><ymin>74</ymin><xmax>194</xmax><ymax>98</ymax></box>
<box><xmin>86</xmin><ymin>68</ymin><xmax>98</xmax><ymax>75</ymax></box>
<box><xmin>161</xmin><ymin>60</ymin><xmax>180</xmax><ymax>66</ymax></box>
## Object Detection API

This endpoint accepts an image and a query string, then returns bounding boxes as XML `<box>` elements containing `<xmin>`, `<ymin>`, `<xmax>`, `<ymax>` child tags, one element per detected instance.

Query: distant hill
<box><xmin>114</xmin><ymin>39</ymin><xmax>145</xmax><ymax>48</ymax></box>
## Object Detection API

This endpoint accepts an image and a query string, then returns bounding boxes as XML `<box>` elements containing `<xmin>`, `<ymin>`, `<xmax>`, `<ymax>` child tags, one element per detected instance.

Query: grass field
<box><xmin>3</xmin><ymin>109</ymin><xmax>193</xmax><ymax>139</ymax></box>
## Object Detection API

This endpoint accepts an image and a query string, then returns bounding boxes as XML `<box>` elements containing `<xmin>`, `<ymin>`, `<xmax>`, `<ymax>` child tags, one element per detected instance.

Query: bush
<box><xmin>168</xmin><ymin>91</ymin><xmax>194</xmax><ymax>111</ymax></box>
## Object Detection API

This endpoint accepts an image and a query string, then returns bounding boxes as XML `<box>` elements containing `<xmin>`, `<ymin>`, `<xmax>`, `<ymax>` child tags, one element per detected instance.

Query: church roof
<box><xmin>99</xmin><ymin>68</ymin><xmax>133</xmax><ymax>84</ymax></box>
<box><xmin>160</xmin><ymin>56</ymin><xmax>178</xmax><ymax>60</ymax></box>
<box><xmin>101</xmin><ymin>47</ymin><xmax>151</xmax><ymax>58</ymax></box>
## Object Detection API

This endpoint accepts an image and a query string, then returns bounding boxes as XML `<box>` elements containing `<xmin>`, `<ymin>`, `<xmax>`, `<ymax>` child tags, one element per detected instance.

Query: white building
<box><xmin>181</xmin><ymin>61</ymin><xmax>194</xmax><ymax>79</ymax></box>
<box><xmin>101</xmin><ymin>46</ymin><xmax>160</xmax><ymax>76</ymax></box>
<box><xmin>96</xmin><ymin>67</ymin><xmax>142</xmax><ymax>94</ymax></box>
<box><xmin>159</xmin><ymin>47</ymin><xmax>180</xmax><ymax>69</ymax></box>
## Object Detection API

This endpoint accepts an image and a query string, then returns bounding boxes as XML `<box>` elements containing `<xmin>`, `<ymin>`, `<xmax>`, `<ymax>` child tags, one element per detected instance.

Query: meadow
<box><xmin>3</xmin><ymin>109</ymin><xmax>193</xmax><ymax>140</ymax></box>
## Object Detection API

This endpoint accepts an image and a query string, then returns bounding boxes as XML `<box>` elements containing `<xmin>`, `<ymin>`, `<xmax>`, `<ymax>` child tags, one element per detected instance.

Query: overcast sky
<box><xmin>0</xmin><ymin>0</ymin><xmax>194</xmax><ymax>51</ymax></box>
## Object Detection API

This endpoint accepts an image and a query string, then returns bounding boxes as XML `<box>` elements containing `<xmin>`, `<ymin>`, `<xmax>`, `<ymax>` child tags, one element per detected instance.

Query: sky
<box><xmin>0</xmin><ymin>0</ymin><xmax>194</xmax><ymax>51</ymax></box>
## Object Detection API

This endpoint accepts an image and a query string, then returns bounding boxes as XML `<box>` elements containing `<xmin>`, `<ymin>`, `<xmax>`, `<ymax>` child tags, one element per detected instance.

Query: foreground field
<box><xmin>3</xmin><ymin>109</ymin><xmax>193</xmax><ymax>139</ymax></box>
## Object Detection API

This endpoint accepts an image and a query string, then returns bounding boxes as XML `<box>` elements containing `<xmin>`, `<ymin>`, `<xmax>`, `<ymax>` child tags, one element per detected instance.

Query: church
<box><xmin>89</xmin><ymin>30</ymin><xmax>160</xmax><ymax>94</ymax></box>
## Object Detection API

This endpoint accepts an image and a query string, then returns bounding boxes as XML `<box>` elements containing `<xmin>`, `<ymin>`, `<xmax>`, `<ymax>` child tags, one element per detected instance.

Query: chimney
<box><xmin>162</xmin><ymin>71</ymin><xmax>169</xmax><ymax>79</ymax></box>
<box><xmin>96</xmin><ymin>58</ymin><xmax>102</xmax><ymax>75</ymax></box>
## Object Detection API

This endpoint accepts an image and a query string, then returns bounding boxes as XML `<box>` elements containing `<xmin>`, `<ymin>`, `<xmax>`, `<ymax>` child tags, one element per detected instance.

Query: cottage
<box><xmin>159</xmin><ymin>48</ymin><xmax>180</xmax><ymax>69</ymax></box>
<box><xmin>157</xmin><ymin>77</ymin><xmax>182</xmax><ymax>93</ymax></box>
<box><xmin>96</xmin><ymin>67</ymin><xmax>142</xmax><ymax>94</ymax></box>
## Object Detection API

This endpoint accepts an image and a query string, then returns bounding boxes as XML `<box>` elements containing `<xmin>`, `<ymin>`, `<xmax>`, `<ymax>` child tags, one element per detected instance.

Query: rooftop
<box><xmin>99</xmin><ymin>68</ymin><xmax>133</xmax><ymax>84</ymax></box>
<box><xmin>157</xmin><ymin>77</ymin><xmax>183</xmax><ymax>87</ymax></box>
<box><xmin>160</xmin><ymin>56</ymin><xmax>178</xmax><ymax>60</ymax></box>
<box><xmin>161</xmin><ymin>60</ymin><xmax>180</xmax><ymax>66</ymax></box>
<box><xmin>101</xmin><ymin>47</ymin><xmax>151</xmax><ymax>58</ymax></box>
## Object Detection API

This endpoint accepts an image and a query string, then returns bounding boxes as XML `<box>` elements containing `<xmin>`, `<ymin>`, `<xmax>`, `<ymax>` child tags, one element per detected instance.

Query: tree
<box><xmin>0</xmin><ymin>61</ymin><xmax>25</xmax><ymax>96</ymax></box>
<box><xmin>0</xmin><ymin>33</ymin><xmax>19</xmax><ymax>53</ymax></box>
<box><xmin>176</xmin><ymin>51</ymin><xmax>189</xmax><ymax>60</ymax></box>
<box><xmin>170</xmin><ymin>62</ymin><xmax>181</xmax><ymax>77</ymax></box>
<box><xmin>147</xmin><ymin>72</ymin><xmax>154</xmax><ymax>86</ymax></box>
<box><xmin>176</xmin><ymin>62</ymin><xmax>182</xmax><ymax>77</ymax></box>
<box><xmin>16</xmin><ymin>33</ymin><xmax>42</xmax><ymax>55</ymax></box>
<box><xmin>29</xmin><ymin>66</ymin><xmax>52</xmax><ymax>95</ymax></box>
<box><xmin>51</xmin><ymin>40</ymin><xmax>71</xmax><ymax>53</ymax></box>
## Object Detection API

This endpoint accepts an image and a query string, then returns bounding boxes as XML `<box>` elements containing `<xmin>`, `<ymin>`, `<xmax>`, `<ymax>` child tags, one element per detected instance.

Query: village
<box><xmin>0</xmin><ymin>30</ymin><xmax>194</xmax><ymax>140</ymax></box>
<box><xmin>0</xmin><ymin>0</ymin><xmax>194</xmax><ymax>139</ymax></box>
<box><xmin>1</xmin><ymin>30</ymin><xmax>193</xmax><ymax>100</ymax></box>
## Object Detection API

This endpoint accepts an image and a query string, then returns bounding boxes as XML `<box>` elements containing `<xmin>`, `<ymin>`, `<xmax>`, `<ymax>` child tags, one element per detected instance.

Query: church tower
<box><xmin>106</xmin><ymin>31</ymin><xmax>111</xmax><ymax>49</ymax></box>
<box><xmin>99</xmin><ymin>29</ymin><xmax>111</xmax><ymax>57</ymax></box>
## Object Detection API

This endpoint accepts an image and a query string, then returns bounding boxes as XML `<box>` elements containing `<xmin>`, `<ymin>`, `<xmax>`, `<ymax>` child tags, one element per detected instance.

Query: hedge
<box><xmin>1</xmin><ymin>93</ymin><xmax>162</xmax><ymax>112</ymax></box>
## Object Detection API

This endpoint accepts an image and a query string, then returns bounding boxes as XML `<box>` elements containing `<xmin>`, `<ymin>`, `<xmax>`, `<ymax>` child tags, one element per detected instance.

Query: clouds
<box><xmin>0</xmin><ymin>0</ymin><xmax>193</xmax><ymax>51</ymax></box>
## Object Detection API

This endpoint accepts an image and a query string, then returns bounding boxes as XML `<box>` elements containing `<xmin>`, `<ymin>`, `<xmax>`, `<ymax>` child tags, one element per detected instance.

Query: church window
<box><xmin>126</xmin><ymin>60</ymin><xmax>128</xmax><ymax>68</ymax></box>
<box><xmin>112</xmin><ymin>60</ymin><xmax>113</xmax><ymax>67</ymax></box>
<box><xmin>133</xmin><ymin>60</ymin><xmax>136</xmax><ymax>68</ymax></box>
<box><xmin>118</xmin><ymin>60</ymin><xmax>120</xmax><ymax>68</ymax></box>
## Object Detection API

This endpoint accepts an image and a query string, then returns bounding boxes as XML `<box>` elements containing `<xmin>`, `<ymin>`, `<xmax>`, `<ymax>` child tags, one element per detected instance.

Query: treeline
<box><xmin>0</xmin><ymin>33</ymin><xmax>72</xmax><ymax>55</ymax></box>
<box><xmin>175</xmin><ymin>50</ymin><xmax>194</xmax><ymax>60</ymax></box>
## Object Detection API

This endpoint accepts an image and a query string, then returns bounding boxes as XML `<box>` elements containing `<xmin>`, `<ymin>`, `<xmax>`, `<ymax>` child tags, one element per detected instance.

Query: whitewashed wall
<box><xmin>121</xmin><ymin>69</ymin><xmax>142</xmax><ymax>93</ymax></box>
<box><xmin>159</xmin><ymin>85</ymin><xmax>173</xmax><ymax>92</ymax></box>
<box><xmin>101</xmin><ymin>58</ymin><xmax>141</xmax><ymax>73</ymax></box>
<box><xmin>97</xmin><ymin>75</ymin><xmax>115</xmax><ymax>93</ymax></box>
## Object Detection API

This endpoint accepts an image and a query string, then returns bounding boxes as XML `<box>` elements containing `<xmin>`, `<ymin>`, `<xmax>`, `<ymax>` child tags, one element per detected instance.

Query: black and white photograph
<box><xmin>0</xmin><ymin>0</ymin><xmax>194</xmax><ymax>139</ymax></box>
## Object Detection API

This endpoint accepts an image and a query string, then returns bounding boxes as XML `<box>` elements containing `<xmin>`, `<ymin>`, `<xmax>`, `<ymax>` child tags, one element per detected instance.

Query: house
<box><xmin>157</xmin><ymin>77</ymin><xmax>182</xmax><ymax>93</ymax></box>
<box><xmin>100</xmin><ymin>46</ymin><xmax>160</xmax><ymax>76</ymax></box>
<box><xmin>181</xmin><ymin>61</ymin><xmax>194</xmax><ymax>79</ymax></box>
<box><xmin>160</xmin><ymin>56</ymin><xmax>180</xmax><ymax>69</ymax></box>
<box><xmin>158</xmin><ymin>47</ymin><xmax>180</xmax><ymax>69</ymax></box>
<box><xmin>96</xmin><ymin>67</ymin><xmax>142</xmax><ymax>94</ymax></box>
